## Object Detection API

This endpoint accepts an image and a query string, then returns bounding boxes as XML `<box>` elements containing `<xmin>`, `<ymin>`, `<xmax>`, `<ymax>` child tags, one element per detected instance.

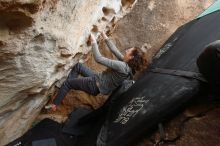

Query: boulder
<box><xmin>0</xmin><ymin>0</ymin><xmax>137</xmax><ymax>145</ymax></box>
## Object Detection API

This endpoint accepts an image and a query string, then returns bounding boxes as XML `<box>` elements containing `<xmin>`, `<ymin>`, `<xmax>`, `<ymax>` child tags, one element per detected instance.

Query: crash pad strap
<box><xmin>149</xmin><ymin>68</ymin><xmax>207</xmax><ymax>83</ymax></box>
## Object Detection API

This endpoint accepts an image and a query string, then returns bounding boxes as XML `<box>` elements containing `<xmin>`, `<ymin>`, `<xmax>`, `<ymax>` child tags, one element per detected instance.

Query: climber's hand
<box><xmin>90</xmin><ymin>33</ymin><xmax>97</xmax><ymax>44</ymax></box>
<box><xmin>101</xmin><ymin>31</ymin><xmax>108</xmax><ymax>40</ymax></box>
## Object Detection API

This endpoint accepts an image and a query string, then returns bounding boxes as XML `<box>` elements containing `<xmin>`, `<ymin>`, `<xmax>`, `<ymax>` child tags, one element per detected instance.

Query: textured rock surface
<box><xmin>110</xmin><ymin>0</ymin><xmax>214</xmax><ymax>65</ymax></box>
<box><xmin>39</xmin><ymin>0</ymin><xmax>216</xmax><ymax>146</ymax></box>
<box><xmin>0</xmin><ymin>0</ymin><xmax>216</xmax><ymax>145</ymax></box>
<box><xmin>0</xmin><ymin>0</ymin><xmax>137</xmax><ymax>145</ymax></box>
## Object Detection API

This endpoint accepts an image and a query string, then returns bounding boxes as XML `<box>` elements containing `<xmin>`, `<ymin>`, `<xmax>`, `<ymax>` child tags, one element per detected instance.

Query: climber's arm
<box><xmin>105</xmin><ymin>39</ymin><xmax>124</xmax><ymax>61</ymax></box>
<box><xmin>101</xmin><ymin>32</ymin><xmax>124</xmax><ymax>61</ymax></box>
<box><xmin>92</xmin><ymin>42</ymin><xmax>128</xmax><ymax>73</ymax></box>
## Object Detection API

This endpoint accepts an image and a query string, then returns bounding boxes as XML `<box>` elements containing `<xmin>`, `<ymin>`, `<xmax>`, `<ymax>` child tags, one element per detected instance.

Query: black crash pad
<box><xmin>6</xmin><ymin>119</ymin><xmax>76</xmax><ymax>146</ymax></box>
<box><xmin>95</xmin><ymin>10</ymin><xmax>220</xmax><ymax>146</ymax></box>
<box><xmin>62</xmin><ymin>108</ymin><xmax>92</xmax><ymax>136</ymax></box>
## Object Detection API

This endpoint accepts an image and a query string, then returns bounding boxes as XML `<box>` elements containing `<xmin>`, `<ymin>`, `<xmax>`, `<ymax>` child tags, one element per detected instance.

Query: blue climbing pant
<box><xmin>53</xmin><ymin>63</ymin><xmax>100</xmax><ymax>105</ymax></box>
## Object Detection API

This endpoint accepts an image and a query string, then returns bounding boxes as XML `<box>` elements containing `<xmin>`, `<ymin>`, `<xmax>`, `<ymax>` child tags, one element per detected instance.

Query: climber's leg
<box><xmin>53</xmin><ymin>76</ymin><xmax>99</xmax><ymax>106</ymax></box>
<box><xmin>67</xmin><ymin>63</ymin><xmax>97</xmax><ymax>80</ymax></box>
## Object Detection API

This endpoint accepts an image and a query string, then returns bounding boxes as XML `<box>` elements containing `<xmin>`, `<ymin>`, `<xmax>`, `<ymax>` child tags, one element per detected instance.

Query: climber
<box><xmin>48</xmin><ymin>32</ymin><xmax>145</xmax><ymax>111</ymax></box>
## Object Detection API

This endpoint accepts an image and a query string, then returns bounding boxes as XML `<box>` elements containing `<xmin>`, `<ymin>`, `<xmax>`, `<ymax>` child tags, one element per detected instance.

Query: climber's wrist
<box><xmin>91</xmin><ymin>40</ymin><xmax>97</xmax><ymax>44</ymax></box>
<box><xmin>103</xmin><ymin>35</ymin><xmax>108</xmax><ymax>40</ymax></box>
<box><xmin>101</xmin><ymin>31</ymin><xmax>108</xmax><ymax>40</ymax></box>
<box><xmin>90</xmin><ymin>34</ymin><xmax>97</xmax><ymax>44</ymax></box>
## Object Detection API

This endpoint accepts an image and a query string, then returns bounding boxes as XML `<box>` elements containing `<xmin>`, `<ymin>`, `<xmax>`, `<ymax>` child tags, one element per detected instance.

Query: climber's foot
<box><xmin>45</xmin><ymin>104</ymin><xmax>57</xmax><ymax>112</ymax></box>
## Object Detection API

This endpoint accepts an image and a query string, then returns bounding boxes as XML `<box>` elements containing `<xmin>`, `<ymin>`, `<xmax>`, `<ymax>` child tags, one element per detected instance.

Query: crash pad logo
<box><xmin>114</xmin><ymin>96</ymin><xmax>149</xmax><ymax>124</ymax></box>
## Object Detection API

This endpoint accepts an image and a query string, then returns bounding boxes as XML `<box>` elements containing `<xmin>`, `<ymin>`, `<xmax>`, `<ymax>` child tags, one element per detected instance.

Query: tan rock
<box><xmin>0</xmin><ymin>0</ymin><xmax>137</xmax><ymax>145</ymax></box>
<box><xmin>110</xmin><ymin>0</ymin><xmax>214</xmax><ymax>65</ymax></box>
<box><xmin>0</xmin><ymin>0</ymin><xmax>215</xmax><ymax>145</ymax></box>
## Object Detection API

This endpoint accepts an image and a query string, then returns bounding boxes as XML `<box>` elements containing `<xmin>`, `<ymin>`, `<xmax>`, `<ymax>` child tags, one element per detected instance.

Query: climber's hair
<box><xmin>127</xmin><ymin>47</ymin><xmax>146</xmax><ymax>74</ymax></box>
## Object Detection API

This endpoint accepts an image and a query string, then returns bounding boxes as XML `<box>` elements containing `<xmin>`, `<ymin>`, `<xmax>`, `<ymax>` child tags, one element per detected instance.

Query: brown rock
<box><xmin>0</xmin><ymin>0</ymin><xmax>136</xmax><ymax>145</ymax></box>
<box><xmin>0</xmin><ymin>0</ymin><xmax>215</xmax><ymax>145</ymax></box>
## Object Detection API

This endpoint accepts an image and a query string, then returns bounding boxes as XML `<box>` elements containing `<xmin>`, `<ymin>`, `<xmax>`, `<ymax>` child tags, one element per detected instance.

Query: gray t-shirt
<box><xmin>92</xmin><ymin>39</ymin><xmax>132</xmax><ymax>95</ymax></box>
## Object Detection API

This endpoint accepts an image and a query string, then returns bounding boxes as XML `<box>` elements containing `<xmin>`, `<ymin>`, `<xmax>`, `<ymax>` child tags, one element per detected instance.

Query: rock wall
<box><xmin>0</xmin><ymin>0</ymin><xmax>137</xmax><ymax>145</ymax></box>
<box><xmin>0</xmin><ymin>0</ymin><xmax>215</xmax><ymax>145</ymax></box>
<box><xmin>40</xmin><ymin>1</ymin><xmax>215</xmax><ymax>146</ymax></box>
<box><xmin>110</xmin><ymin>0</ymin><xmax>213</xmax><ymax>65</ymax></box>
<box><xmin>39</xmin><ymin>0</ymin><xmax>214</xmax><ymax>135</ymax></box>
